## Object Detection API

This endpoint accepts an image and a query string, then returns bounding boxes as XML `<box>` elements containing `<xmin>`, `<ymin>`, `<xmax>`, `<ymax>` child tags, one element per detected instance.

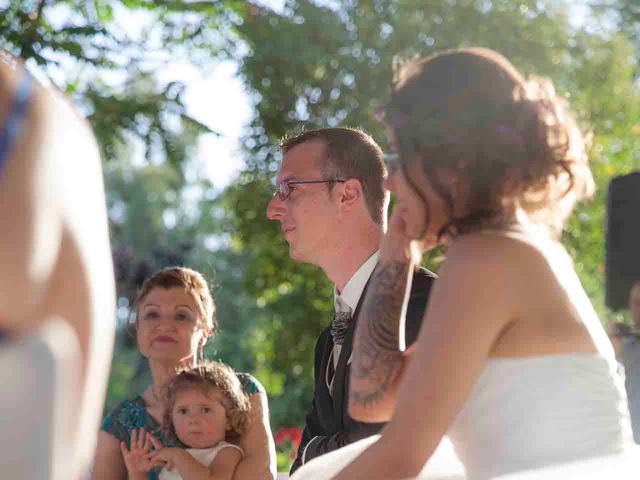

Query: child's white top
<box><xmin>158</xmin><ymin>441</ymin><xmax>244</xmax><ymax>480</ymax></box>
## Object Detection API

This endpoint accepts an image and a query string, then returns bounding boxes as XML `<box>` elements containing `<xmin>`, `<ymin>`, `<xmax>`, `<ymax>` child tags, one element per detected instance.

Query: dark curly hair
<box><xmin>162</xmin><ymin>361</ymin><xmax>251</xmax><ymax>444</ymax></box>
<box><xmin>382</xmin><ymin>47</ymin><xmax>594</xmax><ymax>238</ymax></box>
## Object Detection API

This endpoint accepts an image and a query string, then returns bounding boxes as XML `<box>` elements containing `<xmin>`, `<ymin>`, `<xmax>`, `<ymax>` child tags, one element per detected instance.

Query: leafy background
<box><xmin>2</xmin><ymin>0</ymin><xmax>639</xmax><ymax>471</ymax></box>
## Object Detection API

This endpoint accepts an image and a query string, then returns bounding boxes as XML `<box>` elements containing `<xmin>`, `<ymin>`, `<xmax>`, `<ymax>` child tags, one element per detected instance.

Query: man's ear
<box><xmin>340</xmin><ymin>178</ymin><xmax>362</xmax><ymax>209</ymax></box>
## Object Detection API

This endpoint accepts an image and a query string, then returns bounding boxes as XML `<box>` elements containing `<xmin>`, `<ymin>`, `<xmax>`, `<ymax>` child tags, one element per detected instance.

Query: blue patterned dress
<box><xmin>101</xmin><ymin>373</ymin><xmax>264</xmax><ymax>480</ymax></box>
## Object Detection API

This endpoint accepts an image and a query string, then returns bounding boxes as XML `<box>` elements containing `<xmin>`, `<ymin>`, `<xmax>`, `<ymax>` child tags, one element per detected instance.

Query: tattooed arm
<box><xmin>348</xmin><ymin>191</ymin><xmax>435</xmax><ymax>423</ymax></box>
<box><xmin>349</xmin><ymin>258</ymin><xmax>416</xmax><ymax>423</ymax></box>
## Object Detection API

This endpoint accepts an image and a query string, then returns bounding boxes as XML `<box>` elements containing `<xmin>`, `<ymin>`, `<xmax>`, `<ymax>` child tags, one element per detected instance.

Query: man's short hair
<box><xmin>280</xmin><ymin>127</ymin><xmax>387</xmax><ymax>225</ymax></box>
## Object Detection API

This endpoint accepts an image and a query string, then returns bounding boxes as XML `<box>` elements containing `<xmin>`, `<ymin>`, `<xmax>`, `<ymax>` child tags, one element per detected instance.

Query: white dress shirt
<box><xmin>330</xmin><ymin>250</ymin><xmax>379</xmax><ymax>374</ymax></box>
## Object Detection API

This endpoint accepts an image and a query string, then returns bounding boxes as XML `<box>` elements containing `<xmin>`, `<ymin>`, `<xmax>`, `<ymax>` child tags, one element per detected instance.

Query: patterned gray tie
<box><xmin>330</xmin><ymin>297</ymin><xmax>352</xmax><ymax>346</ymax></box>
<box><xmin>327</xmin><ymin>297</ymin><xmax>352</xmax><ymax>394</ymax></box>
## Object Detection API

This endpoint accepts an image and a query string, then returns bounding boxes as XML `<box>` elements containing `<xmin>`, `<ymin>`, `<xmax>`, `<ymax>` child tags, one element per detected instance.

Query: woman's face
<box><xmin>136</xmin><ymin>287</ymin><xmax>209</xmax><ymax>365</ymax></box>
<box><xmin>384</xmin><ymin>126</ymin><xmax>452</xmax><ymax>249</ymax></box>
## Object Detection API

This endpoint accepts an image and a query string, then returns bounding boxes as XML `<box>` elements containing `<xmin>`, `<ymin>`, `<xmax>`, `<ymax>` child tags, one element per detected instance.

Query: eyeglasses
<box><xmin>273</xmin><ymin>178</ymin><xmax>347</xmax><ymax>201</ymax></box>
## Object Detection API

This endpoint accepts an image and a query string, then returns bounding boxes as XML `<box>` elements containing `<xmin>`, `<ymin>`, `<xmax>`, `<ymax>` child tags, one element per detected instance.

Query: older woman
<box><xmin>93</xmin><ymin>266</ymin><xmax>276</xmax><ymax>480</ymax></box>
<box><xmin>294</xmin><ymin>48</ymin><xmax>637</xmax><ymax>479</ymax></box>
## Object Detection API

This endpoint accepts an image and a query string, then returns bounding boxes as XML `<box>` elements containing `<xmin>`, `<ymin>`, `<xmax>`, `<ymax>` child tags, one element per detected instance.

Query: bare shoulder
<box><xmin>445</xmin><ymin>229</ymin><xmax>551</xmax><ymax>273</ymax></box>
<box><xmin>436</xmin><ymin>230</ymin><xmax>558</xmax><ymax>315</ymax></box>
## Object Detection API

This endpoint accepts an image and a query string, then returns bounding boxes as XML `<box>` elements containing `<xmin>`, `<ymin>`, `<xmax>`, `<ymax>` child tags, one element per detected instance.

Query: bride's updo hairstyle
<box><xmin>382</xmin><ymin>47</ymin><xmax>594</xmax><ymax>238</ymax></box>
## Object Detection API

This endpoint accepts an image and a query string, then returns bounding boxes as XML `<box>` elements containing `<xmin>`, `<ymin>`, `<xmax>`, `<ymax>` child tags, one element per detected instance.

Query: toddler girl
<box><xmin>121</xmin><ymin>361</ymin><xmax>250</xmax><ymax>480</ymax></box>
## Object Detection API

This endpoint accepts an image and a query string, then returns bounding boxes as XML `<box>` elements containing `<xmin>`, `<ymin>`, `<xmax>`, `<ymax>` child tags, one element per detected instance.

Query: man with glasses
<box><xmin>266</xmin><ymin>127</ymin><xmax>435</xmax><ymax>473</ymax></box>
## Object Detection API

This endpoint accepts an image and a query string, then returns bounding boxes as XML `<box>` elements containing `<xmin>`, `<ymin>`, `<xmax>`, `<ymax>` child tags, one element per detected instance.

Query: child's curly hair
<box><xmin>162</xmin><ymin>361</ymin><xmax>251</xmax><ymax>444</ymax></box>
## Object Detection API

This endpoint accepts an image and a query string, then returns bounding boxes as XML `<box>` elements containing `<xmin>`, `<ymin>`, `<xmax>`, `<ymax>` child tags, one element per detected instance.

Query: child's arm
<box><xmin>147</xmin><ymin>445</ymin><xmax>242</xmax><ymax>480</ymax></box>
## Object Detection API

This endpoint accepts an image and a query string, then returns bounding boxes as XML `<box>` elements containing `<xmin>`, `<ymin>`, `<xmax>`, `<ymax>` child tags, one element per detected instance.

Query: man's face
<box><xmin>266</xmin><ymin>140</ymin><xmax>341</xmax><ymax>265</ymax></box>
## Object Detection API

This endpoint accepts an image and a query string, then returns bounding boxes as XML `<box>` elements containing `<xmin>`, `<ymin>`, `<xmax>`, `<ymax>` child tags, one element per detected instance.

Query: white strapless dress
<box><xmin>291</xmin><ymin>353</ymin><xmax>638</xmax><ymax>479</ymax></box>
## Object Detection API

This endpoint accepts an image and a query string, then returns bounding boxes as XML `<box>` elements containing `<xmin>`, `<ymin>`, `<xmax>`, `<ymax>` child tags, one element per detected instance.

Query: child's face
<box><xmin>172</xmin><ymin>387</ymin><xmax>229</xmax><ymax>449</ymax></box>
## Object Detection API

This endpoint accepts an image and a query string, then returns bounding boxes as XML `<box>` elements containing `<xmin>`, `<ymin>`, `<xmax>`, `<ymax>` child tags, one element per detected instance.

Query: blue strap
<box><xmin>0</xmin><ymin>69</ymin><xmax>33</xmax><ymax>181</ymax></box>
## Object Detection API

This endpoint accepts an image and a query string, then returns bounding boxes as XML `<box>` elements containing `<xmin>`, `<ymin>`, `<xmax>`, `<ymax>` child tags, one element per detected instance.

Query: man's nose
<box><xmin>267</xmin><ymin>194</ymin><xmax>285</xmax><ymax>220</ymax></box>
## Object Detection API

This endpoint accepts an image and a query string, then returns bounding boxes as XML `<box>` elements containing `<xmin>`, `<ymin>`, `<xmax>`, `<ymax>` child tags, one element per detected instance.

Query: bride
<box><xmin>292</xmin><ymin>48</ymin><xmax>635</xmax><ymax>479</ymax></box>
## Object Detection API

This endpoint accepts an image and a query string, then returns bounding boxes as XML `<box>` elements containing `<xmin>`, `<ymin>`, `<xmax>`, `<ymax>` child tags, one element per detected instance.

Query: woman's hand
<box><xmin>120</xmin><ymin>428</ymin><xmax>154</xmax><ymax>476</ymax></box>
<box><xmin>381</xmin><ymin>203</ymin><xmax>428</xmax><ymax>265</ymax></box>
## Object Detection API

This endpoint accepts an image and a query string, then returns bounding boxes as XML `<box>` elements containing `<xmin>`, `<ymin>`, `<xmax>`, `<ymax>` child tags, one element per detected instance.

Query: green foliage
<box><xmin>0</xmin><ymin>0</ymin><xmax>243</xmax><ymax>164</ymax></box>
<box><xmin>562</xmin><ymin>32</ymin><xmax>640</xmax><ymax>316</ymax></box>
<box><xmin>104</xmin><ymin>332</ymin><xmax>139</xmax><ymax>411</ymax></box>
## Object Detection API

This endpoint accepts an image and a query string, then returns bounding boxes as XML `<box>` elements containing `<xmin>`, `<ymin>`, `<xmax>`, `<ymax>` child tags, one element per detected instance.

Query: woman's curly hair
<box><xmin>383</xmin><ymin>47</ymin><xmax>594</xmax><ymax>238</ymax></box>
<box><xmin>162</xmin><ymin>361</ymin><xmax>251</xmax><ymax>444</ymax></box>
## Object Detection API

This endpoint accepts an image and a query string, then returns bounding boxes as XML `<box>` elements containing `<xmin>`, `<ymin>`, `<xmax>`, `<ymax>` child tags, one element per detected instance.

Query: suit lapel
<box><xmin>332</xmin><ymin>317</ymin><xmax>355</xmax><ymax>422</ymax></box>
<box><xmin>317</xmin><ymin>328</ymin><xmax>338</xmax><ymax>429</ymax></box>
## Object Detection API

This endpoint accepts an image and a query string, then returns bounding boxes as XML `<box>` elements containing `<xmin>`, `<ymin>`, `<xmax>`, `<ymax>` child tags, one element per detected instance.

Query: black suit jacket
<box><xmin>290</xmin><ymin>266</ymin><xmax>436</xmax><ymax>473</ymax></box>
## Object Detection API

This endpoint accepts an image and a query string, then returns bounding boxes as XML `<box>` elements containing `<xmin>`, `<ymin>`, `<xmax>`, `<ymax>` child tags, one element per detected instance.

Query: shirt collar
<box><xmin>334</xmin><ymin>250</ymin><xmax>380</xmax><ymax>313</ymax></box>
